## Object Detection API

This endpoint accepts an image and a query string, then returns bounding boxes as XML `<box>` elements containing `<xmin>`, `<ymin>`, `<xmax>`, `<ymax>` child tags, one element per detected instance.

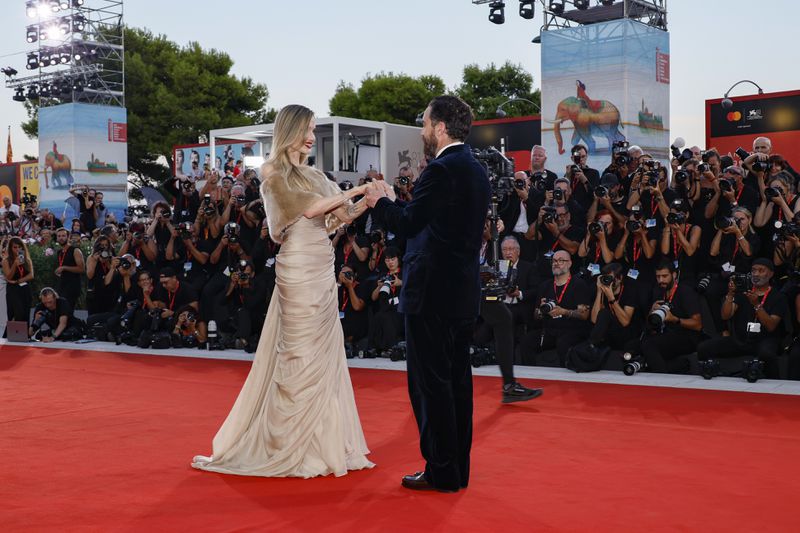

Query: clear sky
<box><xmin>1</xmin><ymin>0</ymin><xmax>799</xmax><ymax>160</ymax></box>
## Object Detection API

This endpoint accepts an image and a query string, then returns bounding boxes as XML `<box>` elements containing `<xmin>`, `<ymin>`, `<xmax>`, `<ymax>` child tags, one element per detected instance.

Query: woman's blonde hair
<box><xmin>264</xmin><ymin>104</ymin><xmax>316</xmax><ymax>192</ymax></box>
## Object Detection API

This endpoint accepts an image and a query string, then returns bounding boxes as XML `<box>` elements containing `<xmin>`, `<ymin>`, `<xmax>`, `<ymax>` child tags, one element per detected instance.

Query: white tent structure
<box><xmin>209</xmin><ymin>117</ymin><xmax>424</xmax><ymax>183</ymax></box>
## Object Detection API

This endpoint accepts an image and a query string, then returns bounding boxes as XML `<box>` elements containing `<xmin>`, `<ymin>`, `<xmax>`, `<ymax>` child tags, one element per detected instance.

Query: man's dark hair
<box><xmin>428</xmin><ymin>95</ymin><xmax>473</xmax><ymax>142</ymax></box>
<box><xmin>600</xmin><ymin>262</ymin><xmax>624</xmax><ymax>278</ymax></box>
<box><xmin>655</xmin><ymin>258</ymin><xmax>678</xmax><ymax>273</ymax></box>
<box><xmin>571</xmin><ymin>143</ymin><xmax>588</xmax><ymax>154</ymax></box>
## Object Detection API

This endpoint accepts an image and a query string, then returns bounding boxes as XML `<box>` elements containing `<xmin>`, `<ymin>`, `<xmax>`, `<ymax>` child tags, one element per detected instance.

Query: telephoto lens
<box><xmin>622</xmin><ymin>352</ymin><xmax>646</xmax><ymax>376</ymax></box>
<box><xmin>699</xmin><ymin>359</ymin><xmax>721</xmax><ymax>380</ymax></box>
<box><xmin>589</xmin><ymin>221</ymin><xmax>603</xmax><ymax>234</ymax></box>
<box><xmin>539</xmin><ymin>300</ymin><xmax>557</xmax><ymax>315</ymax></box>
<box><xmin>599</xmin><ymin>274</ymin><xmax>614</xmax><ymax>286</ymax></box>
<box><xmin>666</xmin><ymin>212</ymin><xmax>686</xmax><ymax>225</ymax></box>
<box><xmin>625</xmin><ymin>220</ymin><xmax>641</xmax><ymax>233</ymax></box>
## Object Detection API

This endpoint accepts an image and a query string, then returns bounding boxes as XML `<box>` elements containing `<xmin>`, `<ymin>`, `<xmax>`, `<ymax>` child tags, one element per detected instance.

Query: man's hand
<box><xmin>160</xmin><ymin>309</ymin><xmax>175</xmax><ymax>319</ymax></box>
<box><xmin>378</xmin><ymin>180</ymin><xmax>396</xmax><ymax>202</ymax></box>
<box><xmin>364</xmin><ymin>181</ymin><xmax>387</xmax><ymax>208</ymax></box>
<box><xmin>54</xmin><ymin>266</ymin><xmax>63</xmax><ymax>276</ymax></box>
<box><xmin>41</xmin><ymin>336</ymin><xmax>55</xmax><ymax>343</ymax></box>
<box><xmin>745</xmin><ymin>290</ymin><xmax>762</xmax><ymax>308</ymax></box>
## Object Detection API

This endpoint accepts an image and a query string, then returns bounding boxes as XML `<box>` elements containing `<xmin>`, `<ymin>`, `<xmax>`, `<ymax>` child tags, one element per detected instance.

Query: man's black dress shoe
<box><xmin>401</xmin><ymin>472</ymin><xmax>458</xmax><ymax>493</ymax></box>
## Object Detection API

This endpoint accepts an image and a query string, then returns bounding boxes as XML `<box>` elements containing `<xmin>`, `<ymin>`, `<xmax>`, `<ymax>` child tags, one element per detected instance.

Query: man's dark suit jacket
<box><xmin>372</xmin><ymin>144</ymin><xmax>491</xmax><ymax>318</ymax></box>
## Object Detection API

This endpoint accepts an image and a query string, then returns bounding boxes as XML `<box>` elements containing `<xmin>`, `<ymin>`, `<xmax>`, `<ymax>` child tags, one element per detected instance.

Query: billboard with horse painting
<box><xmin>541</xmin><ymin>19</ymin><xmax>670</xmax><ymax>174</ymax></box>
<box><xmin>38</xmin><ymin>103</ymin><xmax>128</xmax><ymax>222</ymax></box>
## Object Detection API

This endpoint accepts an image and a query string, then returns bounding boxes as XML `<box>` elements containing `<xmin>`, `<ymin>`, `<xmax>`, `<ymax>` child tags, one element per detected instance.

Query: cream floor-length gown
<box><xmin>192</xmin><ymin>214</ymin><xmax>374</xmax><ymax>478</ymax></box>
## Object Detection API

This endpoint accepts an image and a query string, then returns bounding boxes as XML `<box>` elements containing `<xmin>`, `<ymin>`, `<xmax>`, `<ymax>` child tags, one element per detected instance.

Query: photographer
<box><xmin>0</xmin><ymin>196</ymin><xmax>19</xmax><ymax>218</ymax></box>
<box><xmin>710</xmin><ymin>207</ymin><xmax>760</xmax><ymax>274</ymax></box>
<box><xmin>53</xmin><ymin>228</ymin><xmax>85</xmax><ymax>309</ymax></box>
<box><xmin>704</xmin><ymin>165</ymin><xmax>759</xmax><ymax>221</ymax></box>
<box><xmin>367</xmin><ymin>228</ymin><xmax>389</xmax><ymax>275</ymax></box>
<box><xmin>118</xmin><ymin>221</ymin><xmax>158</xmax><ymax>275</ymax></box>
<box><xmin>146</xmin><ymin>202</ymin><xmax>176</xmax><ymax>268</ymax></box>
<box><xmin>528</xmin><ymin>145</ymin><xmax>559</xmax><ymax>184</ymax></box>
<box><xmin>87</xmin><ymin>253</ymin><xmax>138</xmax><ymax>342</ymax></box>
<box><xmin>532</xmin><ymin>204</ymin><xmax>585</xmax><ymax>281</ymax></box>
<box><xmin>152</xmin><ymin>267</ymin><xmax>200</xmax><ymax>333</ymax></box>
<box><xmin>70</xmin><ymin>185</ymin><xmax>98</xmax><ymax>233</ymax></box>
<box><xmin>577</xmin><ymin>210</ymin><xmax>620</xmax><ymax>277</ymax></box>
<box><xmin>242</xmin><ymin>168</ymin><xmax>261</xmax><ymax>203</ymax></box>
<box><xmin>754</xmin><ymin>172</ymin><xmax>799</xmax><ymax>260</ymax></box>
<box><xmin>368</xmin><ymin>247</ymin><xmax>404</xmax><ymax>355</ymax></box>
<box><xmin>589</xmin><ymin>262</ymin><xmax>642</xmax><ymax>351</ymax></box>
<box><xmin>166</xmin><ymin>221</ymin><xmax>214</xmax><ymax>294</ymax></box>
<box><xmin>167</xmin><ymin>175</ymin><xmax>201</xmax><ymax>223</ymax></box>
<box><xmin>626</xmin><ymin>260</ymin><xmax>702</xmax><ymax>374</ymax></box>
<box><xmin>37</xmin><ymin>209</ymin><xmax>62</xmax><ymax>230</ymax></box>
<box><xmin>194</xmin><ymin>192</ymin><xmax>223</xmax><ymax>240</ymax></box>
<box><xmin>697</xmin><ymin>259</ymin><xmax>788</xmax><ymax>379</ymax></box>
<box><xmin>2</xmin><ymin>237</ymin><xmax>34</xmax><ymax>325</ymax></box>
<box><xmin>614</xmin><ymin>206</ymin><xmax>658</xmax><ymax>288</ymax></box>
<box><xmin>16</xmin><ymin>205</ymin><xmax>37</xmax><ymax>239</ymax></box>
<box><xmin>171</xmin><ymin>305</ymin><xmax>205</xmax><ymax>348</ymax></box>
<box><xmin>627</xmin><ymin>160</ymin><xmax>674</xmax><ymax>227</ymax></box>
<box><xmin>498</xmin><ymin>170</ymin><xmax>539</xmax><ymax>262</ymax></box>
<box><xmin>565</xmin><ymin>144</ymin><xmax>600</xmax><ymax>211</ymax></box>
<box><xmin>203</xmin><ymin>222</ymin><xmax>251</xmax><ymax>316</ymax></box>
<box><xmin>332</xmin><ymin>224</ymin><xmax>369</xmax><ymax>278</ymax></box>
<box><xmin>659</xmin><ymin>200</ymin><xmax>702</xmax><ymax>283</ymax></box>
<box><xmin>518</xmin><ymin>250</ymin><xmax>592</xmax><ymax>366</ymax></box>
<box><xmin>250</xmin><ymin>219</ymin><xmax>279</xmax><ymax>302</ymax></box>
<box><xmin>338</xmin><ymin>264</ymin><xmax>369</xmax><ymax>346</ymax></box>
<box><xmin>85</xmin><ymin>236</ymin><xmax>120</xmax><ymax>315</ymax></box>
<box><xmin>220</xmin><ymin>183</ymin><xmax>259</xmax><ymax>245</ymax></box>
<box><xmin>587</xmin><ymin>173</ymin><xmax>628</xmax><ymax>228</ymax></box>
<box><xmin>393</xmin><ymin>174</ymin><xmax>414</xmax><ymax>203</ymax></box>
<box><xmin>216</xmin><ymin>260</ymin><xmax>265</xmax><ymax>352</ymax></box>
<box><xmin>29</xmin><ymin>287</ymin><xmax>83</xmax><ymax>342</ymax></box>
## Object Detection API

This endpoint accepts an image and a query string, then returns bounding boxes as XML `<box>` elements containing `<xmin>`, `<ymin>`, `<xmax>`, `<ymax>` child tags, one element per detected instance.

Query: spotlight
<box><xmin>496</xmin><ymin>106</ymin><xmax>507</xmax><ymax>118</ymax></box>
<box><xmin>721</xmin><ymin>98</ymin><xmax>733</xmax><ymax>110</ymax></box>
<box><xmin>40</xmin><ymin>84</ymin><xmax>51</xmax><ymax>98</ymax></box>
<box><xmin>59</xmin><ymin>0</ymin><xmax>70</xmax><ymax>9</ymax></box>
<box><xmin>26</xmin><ymin>26</ymin><xmax>38</xmax><ymax>43</ymax></box>
<box><xmin>58</xmin><ymin>21</ymin><xmax>70</xmax><ymax>35</ymax></box>
<box><xmin>26</xmin><ymin>53</ymin><xmax>38</xmax><ymax>70</ymax></box>
<box><xmin>72</xmin><ymin>15</ymin><xmax>86</xmax><ymax>31</ymax></box>
<box><xmin>488</xmin><ymin>1</ymin><xmax>505</xmax><ymax>24</ymax></box>
<box><xmin>599</xmin><ymin>0</ymin><xmax>615</xmax><ymax>5</ymax></box>
<box><xmin>575</xmin><ymin>0</ymin><xmax>590</xmax><ymax>9</ymax></box>
<box><xmin>73</xmin><ymin>50</ymin><xmax>82</xmax><ymax>61</ymax></box>
<box><xmin>26</xmin><ymin>1</ymin><xmax>37</xmax><ymax>18</ymax></box>
<box><xmin>60</xmin><ymin>52</ymin><xmax>71</xmax><ymax>64</ymax></box>
<box><xmin>26</xmin><ymin>85</ymin><xmax>39</xmax><ymax>99</ymax></box>
<box><xmin>1</xmin><ymin>67</ymin><xmax>19</xmax><ymax>77</ymax></box>
<box><xmin>72</xmin><ymin>79</ymin><xmax>83</xmax><ymax>91</ymax></box>
<box><xmin>60</xmin><ymin>80</ymin><xmax>72</xmax><ymax>95</ymax></box>
<box><xmin>73</xmin><ymin>0</ymin><xmax>84</xmax><ymax>6</ymax></box>
<box><xmin>549</xmin><ymin>1</ymin><xmax>565</xmax><ymax>15</ymax></box>
<box><xmin>50</xmin><ymin>0</ymin><xmax>61</xmax><ymax>13</ymax></box>
<box><xmin>519</xmin><ymin>1</ymin><xmax>535</xmax><ymax>19</ymax></box>
<box><xmin>13</xmin><ymin>87</ymin><xmax>26</xmax><ymax>102</ymax></box>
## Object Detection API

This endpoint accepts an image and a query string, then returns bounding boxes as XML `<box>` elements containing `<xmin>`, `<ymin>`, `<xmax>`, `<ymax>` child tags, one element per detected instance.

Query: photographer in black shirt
<box><xmin>564</xmin><ymin>144</ymin><xmax>600</xmax><ymax>211</ymax></box>
<box><xmin>589</xmin><ymin>262</ymin><xmax>641</xmax><ymax>350</ymax></box>
<box><xmin>625</xmin><ymin>260</ymin><xmax>702</xmax><ymax>373</ymax></box>
<box><xmin>216</xmin><ymin>260</ymin><xmax>266</xmax><ymax>352</ymax></box>
<box><xmin>53</xmin><ymin>227</ymin><xmax>85</xmax><ymax>309</ymax></box>
<box><xmin>337</xmin><ymin>264</ymin><xmax>369</xmax><ymax>346</ymax></box>
<box><xmin>29</xmin><ymin>287</ymin><xmax>83</xmax><ymax>342</ymax></box>
<box><xmin>367</xmin><ymin>246</ymin><xmax>404</xmax><ymax>355</ymax></box>
<box><xmin>697</xmin><ymin>259</ymin><xmax>788</xmax><ymax>379</ymax></box>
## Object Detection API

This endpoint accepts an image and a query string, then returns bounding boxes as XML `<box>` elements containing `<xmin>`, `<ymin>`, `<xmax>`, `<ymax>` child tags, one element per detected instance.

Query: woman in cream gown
<box><xmin>192</xmin><ymin>105</ymin><xmax>374</xmax><ymax>478</ymax></box>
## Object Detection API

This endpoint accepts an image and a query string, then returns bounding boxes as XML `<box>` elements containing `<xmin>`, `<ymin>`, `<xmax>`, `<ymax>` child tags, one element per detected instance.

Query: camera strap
<box><xmin>631</xmin><ymin>240</ymin><xmax>642</xmax><ymax>266</ymax></box>
<box><xmin>672</xmin><ymin>225</ymin><xmax>690</xmax><ymax>259</ymax></box>
<box><xmin>665</xmin><ymin>283</ymin><xmax>679</xmax><ymax>304</ymax></box>
<box><xmin>167</xmin><ymin>282</ymin><xmax>180</xmax><ymax>310</ymax></box>
<box><xmin>756</xmin><ymin>287</ymin><xmax>771</xmax><ymax>310</ymax></box>
<box><xmin>58</xmin><ymin>247</ymin><xmax>69</xmax><ymax>268</ymax></box>
<box><xmin>554</xmin><ymin>275</ymin><xmax>572</xmax><ymax>305</ymax></box>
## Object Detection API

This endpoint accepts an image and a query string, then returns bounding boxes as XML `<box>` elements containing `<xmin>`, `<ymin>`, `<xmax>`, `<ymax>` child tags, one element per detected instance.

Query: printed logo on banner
<box><xmin>746</xmin><ymin>109</ymin><xmax>763</xmax><ymax>121</ymax></box>
<box><xmin>107</xmin><ymin>119</ymin><xmax>127</xmax><ymax>142</ymax></box>
<box><xmin>727</xmin><ymin>111</ymin><xmax>743</xmax><ymax>122</ymax></box>
<box><xmin>655</xmin><ymin>48</ymin><xmax>670</xmax><ymax>84</ymax></box>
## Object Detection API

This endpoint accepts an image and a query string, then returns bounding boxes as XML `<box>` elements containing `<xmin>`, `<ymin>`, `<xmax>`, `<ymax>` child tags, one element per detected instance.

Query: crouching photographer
<box><xmin>624</xmin><ymin>260</ymin><xmax>702</xmax><ymax>374</ymax></box>
<box><xmin>697</xmin><ymin>259</ymin><xmax>788</xmax><ymax>379</ymax></box>
<box><xmin>589</xmin><ymin>262</ymin><xmax>641</xmax><ymax>351</ymax></box>
<box><xmin>368</xmin><ymin>247</ymin><xmax>405</xmax><ymax>357</ymax></box>
<box><xmin>171</xmin><ymin>305</ymin><xmax>205</xmax><ymax>348</ymax></box>
<box><xmin>87</xmin><ymin>253</ymin><xmax>138</xmax><ymax>342</ymax></box>
<box><xmin>29</xmin><ymin>287</ymin><xmax>84</xmax><ymax>342</ymax></box>
<box><xmin>337</xmin><ymin>265</ymin><xmax>369</xmax><ymax>348</ymax></box>
<box><xmin>215</xmin><ymin>260</ymin><xmax>266</xmax><ymax>352</ymax></box>
<box><xmin>136</xmin><ymin>267</ymin><xmax>200</xmax><ymax>349</ymax></box>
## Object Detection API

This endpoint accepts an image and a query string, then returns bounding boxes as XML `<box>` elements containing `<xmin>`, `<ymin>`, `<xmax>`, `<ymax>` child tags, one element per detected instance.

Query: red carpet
<box><xmin>1</xmin><ymin>346</ymin><xmax>799</xmax><ymax>532</ymax></box>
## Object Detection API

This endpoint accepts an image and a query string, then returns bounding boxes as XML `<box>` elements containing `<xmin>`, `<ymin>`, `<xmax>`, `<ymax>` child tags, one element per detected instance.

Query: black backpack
<box><xmin>566</xmin><ymin>342</ymin><xmax>609</xmax><ymax>373</ymax></box>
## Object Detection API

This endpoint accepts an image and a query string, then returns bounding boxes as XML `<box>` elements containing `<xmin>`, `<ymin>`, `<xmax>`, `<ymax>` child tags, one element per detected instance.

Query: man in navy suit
<box><xmin>365</xmin><ymin>95</ymin><xmax>492</xmax><ymax>492</ymax></box>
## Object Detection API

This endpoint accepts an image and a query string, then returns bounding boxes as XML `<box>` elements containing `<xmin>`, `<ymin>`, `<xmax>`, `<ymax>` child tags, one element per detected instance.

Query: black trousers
<box><xmin>590</xmin><ymin>308</ymin><xmax>640</xmax><ymax>350</ymax></box>
<box><xmin>697</xmin><ymin>336</ymin><xmax>782</xmax><ymax>379</ymax></box>
<box><xmin>518</xmin><ymin>327</ymin><xmax>590</xmax><ymax>367</ymax></box>
<box><xmin>368</xmin><ymin>307</ymin><xmax>403</xmax><ymax>351</ymax></box>
<box><xmin>625</xmin><ymin>329</ymin><xmax>700</xmax><ymax>373</ymax></box>
<box><xmin>405</xmin><ymin>312</ymin><xmax>474</xmax><ymax>491</ymax></box>
<box><xmin>476</xmin><ymin>300</ymin><xmax>515</xmax><ymax>385</ymax></box>
<box><xmin>6</xmin><ymin>283</ymin><xmax>32</xmax><ymax>324</ymax></box>
<box><xmin>56</xmin><ymin>278</ymin><xmax>81</xmax><ymax>310</ymax></box>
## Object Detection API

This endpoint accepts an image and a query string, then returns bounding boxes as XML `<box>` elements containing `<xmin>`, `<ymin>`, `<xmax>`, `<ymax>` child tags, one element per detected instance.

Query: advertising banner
<box><xmin>38</xmin><ymin>103</ymin><xmax>128</xmax><ymax>222</ymax></box>
<box><xmin>706</xmin><ymin>89</ymin><xmax>800</xmax><ymax>166</ymax></box>
<box><xmin>19</xmin><ymin>162</ymin><xmax>40</xmax><ymax>204</ymax></box>
<box><xmin>0</xmin><ymin>163</ymin><xmax>18</xmax><ymax>206</ymax></box>
<box><xmin>541</xmin><ymin>19</ymin><xmax>670</xmax><ymax>173</ymax></box>
<box><xmin>467</xmin><ymin>116</ymin><xmax>542</xmax><ymax>173</ymax></box>
<box><xmin>173</xmin><ymin>141</ymin><xmax>256</xmax><ymax>178</ymax></box>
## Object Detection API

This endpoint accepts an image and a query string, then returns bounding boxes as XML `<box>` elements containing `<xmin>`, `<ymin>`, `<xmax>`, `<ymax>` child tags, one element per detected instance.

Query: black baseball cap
<box><xmin>159</xmin><ymin>266</ymin><xmax>177</xmax><ymax>278</ymax></box>
<box><xmin>752</xmin><ymin>258</ymin><xmax>774</xmax><ymax>271</ymax></box>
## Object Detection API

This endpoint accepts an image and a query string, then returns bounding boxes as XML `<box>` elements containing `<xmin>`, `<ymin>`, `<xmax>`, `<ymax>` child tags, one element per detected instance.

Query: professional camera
<box><xmin>473</xmin><ymin>146</ymin><xmax>515</xmax><ymax>198</ymax></box>
<box><xmin>622</xmin><ymin>352</ymin><xmax>646</xmax><ymax>376</ymax></box>
<box><xmin>339</xmin><ymin>180</ymin><xmax>354</xmax><ymax>191</ymax></box>
<box><xmin>697</xmin><ymin>163</ymin><xmax>710</xmax><ymax>173</ymax></box>
<box><xmin>531</xmin><ymin>171</ymin><xmax>553</xmax><ymax>192</ymax></box>
<box><xmin>731</xmin><ymin>272</ymin><xmax>753</xmax><ymax>293</ymax></box>
<box><xmin>386</xmin><ymin>341</ymin><xmax>407</xmax><ymax>362</ymax></box>
<box><xmin>666</xmin><ymin>212</ymin><xmax>686</xmax><ymax>225</ymax></box>
<box><xmin>775</xmin><ymin>220</ymin><xmax>800</xmax><ymax>239</ymax></box>
<box><xmin>21</xmin><ymin>186</ymin><xmax>38</xmax><ymax>206</ymax></box>
<box><xmin>599</xmin><ymin>274</ymin><xmax>615</xmax><ymax>286</ymax></box>
<box><xmin>752</xmin><ymin>161</ymin><xmax>772</xmax><ymax>173</ymax></box>
<box><xmin>699</xmin><ymin>359</ymin><xmax>721</xmax><ymax>380</ymax></box>
<box><xmin>553</xmin><ymin>188</ymin><xmax>565</xmax><ymax>201</ymax></box>
<box><xmin>719</xmin><ymin>178</ymin><xmax>736</xmax><ymax>192</ymax></box>
<box><xmin>93</xmin><ymin>242</ymin><xmax>112</xmax><ymax>260</ymax></box>
<box><xmin>625</xmin><ymin>220</ymin><xmax>642</xmax><ymax>233</ymax></box>
<box><xmin>594</xmin><ymin>185</ymin><xmax>608</xmax><ymax>198</ymax></box>
<box><xmin>696</xmin><ymin>274</ymin><xmax>712</xmax><ymax>294</ymax></box>
<box><xmin>673</xmin><ymin>168</ymin><xmax>690</xmax><ymax>183</ymax></box>
<box><xmin>714</xmin><ymin>216</ymin><xmax>735</xmax><ymax>230</ymax></box>
<box><xmin>235</xmin><ymin>260</ymin><xmax>250</xmax><ymax>282</ymax></box>
<box><xmin>644</xmin><ymin>173</ymin><xmax>659</xmax><ymax>188</ymax></box>
<box><xmin>342</xmin><ymin>270</ymin><xmax>354</xmax><ymax>280</ymax></box>
<box><xmin>765</xmin><ymin>187</ymin><xmax>782</xmax><ymax>199</ymax></box>
<box><xmin>539</xmin><ymin>300</ymin><xmax>557</xmax><ymax>316</ymax></box>
<box><xmin>571</xmin><ymin>149</ymin><xmax>582</xmax><ymax>164</ymax></box>
<box><xmin>31</xmin><ymin>309</ymin><xmax>51</xmax><ymax>330</ymax></box>
<box><xmin>541</xmin><ymin>206</ymin><xmax>557</xmax><ymax>224</ymax></box>
<box><xmin>224</xmin><ymin>222</ymin><xmax>240</xmax><ymax>243</ymax></box>
<box><xmin>588</xmin><ymin>221</ymin><xmax>603</xmax><ymax>235</ymax></box>
<box><xmin>741</xmin><ymin>358</ymin><xmax>765</xmax><ymax>383</ymax></box>
<box><xmin>120</xmin><ymin>300</ymin><xmax>140</xmax><ymax>329</ymax></box>
<box><xmin>647</xmin><ymin>303</ymin><xmax>671</xmax><ymax>330</ymax></box>
<box><xmin>233</xmin><ymin>194</ymin><xmax>247</xmax><ymax>206</ymax></box>
<box><xmin>612</xmin><ymin>140</ymin><xmax>630</xmax><ymax>166</ymax></box>
<box><xmin>345</xmin><ymin>224</ymin><xmax>357</xmax><ymax>237</ymax></box>
<box><xmin>181</xmin><ymin>179</ymin><xmax>194</xmax><ymax>191</ymax></box>
<box><xmin>118</xmin><ymin>257</ymin><xmax>132</xmax><ymax>271</ymax></box>
<box><xmin>97</xmin><ymin>202</ymin><xmax>105</xmax><ymax>211</ymax></box>
<box><xmin>159</xmin><ymin>207</ymin><xmax>172</xmax><ymax>221</ymax></box>
<box><xmin>369</xmin><ymin>230</ymin><xmax>384</xmax><ymax>244</ymax></box>
<box><xmin>469</xmin><ymin>344</ymin><xmax>496</xmax><ymax>368</ymax></box>
<box><xmin>397</xmin><ymin>176</ymin><xmax>410</xmax><ymax>187</ymax></box>
<box><xmin>513</xmin><ymin>177</ymin><xmax>526</xmax><ymax>189</ymax></box>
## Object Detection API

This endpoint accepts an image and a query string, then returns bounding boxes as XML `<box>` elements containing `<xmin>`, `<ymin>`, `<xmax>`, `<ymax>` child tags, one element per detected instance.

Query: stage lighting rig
<box><xmin>495</xmin><ymin>97</ymin><xmax>540</xmax><ymax>118</ymax></box>
<box><xmin>519</xmin><ymin>1</ymin><xmax>535</xmax><ymax>19</ymax></box>
<box><xmin>488</xmin><ymin>2</ymin><xmax>505</xmax><ymax>24</ymax></box>
<box><xmin>13</xmin><ymin>87</ymin><xmax>26</xmax><ymax>101</ymax></box>
<box><xmin>575</xmin><ymin>0</ymin><xmax>589</xmax><ymax>9</ymax></box>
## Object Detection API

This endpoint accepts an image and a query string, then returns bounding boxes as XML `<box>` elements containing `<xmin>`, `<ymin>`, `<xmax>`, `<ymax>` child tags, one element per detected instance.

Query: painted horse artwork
<box><xmin>43</xmin><ymin>142</ymin><xmax>75</xmax><ymax>189</ymax></box>
<box><xmin>549</xmin><ymin>80</ymin><xmax>626</xmax><ymax>155</ymax></box>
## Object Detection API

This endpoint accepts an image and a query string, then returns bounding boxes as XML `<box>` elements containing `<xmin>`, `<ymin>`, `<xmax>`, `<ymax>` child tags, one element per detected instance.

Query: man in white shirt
<box><xmin>1</xmin><ymin>196</ymin><xmax>20</xmax><ymax>218</ymax></box>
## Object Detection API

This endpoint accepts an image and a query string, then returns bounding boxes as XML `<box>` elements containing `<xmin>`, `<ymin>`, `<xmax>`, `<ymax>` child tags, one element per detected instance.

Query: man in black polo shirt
<box><xmin>697</xmin><ymin>259</ymin><xmax>788</xmax><ymax>378</ymax></box>
<box><xmin>519</xmin><ymin>250</ymin><xmax>592</xmax><ymax>366</ymax></box>
<box><xmin>53</xmin><ymin>227</ymin><xmax>85</xmax><ymax>309</ymax></box>
<box><xmin>532</xmin><ymin>202</ymin><xmax>586</xmax><ymax>282</ymax></box>
<box><xmin>626</xmin><ymin>259</ymin><xmax>703</xmax><ymax>373</ymax></box>
<box><xmin>564</xmin><ymin>144</ymin><xmax>600</xmax><ymax>211</ymax></box>
<box><xmin>153</xmin><ymin>267</ymin><xmax>199</xmax><ymax>331</ymax></box>
<box><xmin>29</xmin><ymin>287</ymin><xmax>83</xmax><ymax>342</ymax></box>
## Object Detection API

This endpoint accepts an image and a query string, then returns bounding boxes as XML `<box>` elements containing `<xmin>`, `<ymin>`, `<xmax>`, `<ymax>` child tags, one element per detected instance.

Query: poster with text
<box><xmin>541</xmin><ymin>19</ymin><xmax>670</xmax><ymax>174</ymax></box>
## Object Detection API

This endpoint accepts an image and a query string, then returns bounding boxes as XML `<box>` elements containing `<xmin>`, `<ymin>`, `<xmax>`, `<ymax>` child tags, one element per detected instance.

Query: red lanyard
<box><xmin>99</xmin><ymin>261</ymin><xmax>109</xmax><ymax>275</ymax></box>
<box><xmin>167</xmin><ymin>282</ymin><xmax>180</xmax><ymax>310</ymax></box>
<box><xmin>341</xmin><ymin>281</ymin><xmax>359</xmax><ymax>311</ymax></box>
<box><xmin>732</xmin><ymin>236</ymin><xmax>741</xmax><ymax>261</ymax></box>
<box><xmin>135</xmin><ymin>247</ymin><xmax>142</xmax><ymax>260</ymax></box>
<box><xmin>594</xmin><ymin>243</ymin><xmax>602</xmax><ymax>263</ymax></box>
<box><xmin>757</xmin><ymin>287</ymin><xmax>771</xmax><ymax>308</ymax></box>
<box><xmin>58</xmin><ymin>247</ymin><xmax>69</xmax><ymax>268</ymax></box>
<box><xmin>632</xmin><ymin>240</ymin><xmax>642</xmax><ymax>266</ymax></box>
<box><xmin>236</xmin><ymin>213</ymin><xmax>242</xmax><ymax>224</ymax></box>
<box><xmin>672</xmin><ymin>225</ymin><xmax>690</xmax><ymax>259</ymax></box>
<box><xmin>374</xmin><ymin>247</ymin><xmax>384</xmax><ymax>268</ymax></box>
<box><xmin>665</xmin><ymin>283</ymin><xmax>679</xmax><ymax>303</ymax></box>
<box><xmin>343</xmin><ymin>245</ymin><xmax>353</xmax><ymax>265</ymax></box>
<box><xmin>650</xmin><ymin>196</ymin><xmax>658</xmax><ymax>218</ymax></box>
<box><xmin>735</xmin><ymin>186</ymin><xmax>744</xmax><ymax>204</ymax></box>
<box><xmin>554</xmin><ymin>275</ymin><xmax>572</xmax><ymax>304</ymax></box>
<box><xmin>16</xmin><ymin>265</ymin><xmax>25</xmax><ymax>279</ymax></box>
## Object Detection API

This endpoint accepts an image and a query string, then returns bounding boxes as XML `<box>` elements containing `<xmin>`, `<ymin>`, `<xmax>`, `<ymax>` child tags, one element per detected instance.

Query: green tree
<box><xmin>21</xmin><ymin>26</ymin><xmax>275</xmax><ymax>190</ymax></box>
<box><xmin>329</xmin><ymin>72</ymin><xmax>446</xmax><ymax>125</ymax></box>
<box><xmin>455</xmin><ymin>62</ymin><xmax>541</xmax><ymax>120</ymax></box>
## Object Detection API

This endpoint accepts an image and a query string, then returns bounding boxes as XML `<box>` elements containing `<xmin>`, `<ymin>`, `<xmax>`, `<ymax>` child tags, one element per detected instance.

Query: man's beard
<box><xmin>422</xmin><ymin>132</ymin><xmax>437</xmax><ymax>160</ymax></box>
<box><xmin>552</xmin><ymin>266</ymin><xmax>568</xmax><ymax>277</ymax></box>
